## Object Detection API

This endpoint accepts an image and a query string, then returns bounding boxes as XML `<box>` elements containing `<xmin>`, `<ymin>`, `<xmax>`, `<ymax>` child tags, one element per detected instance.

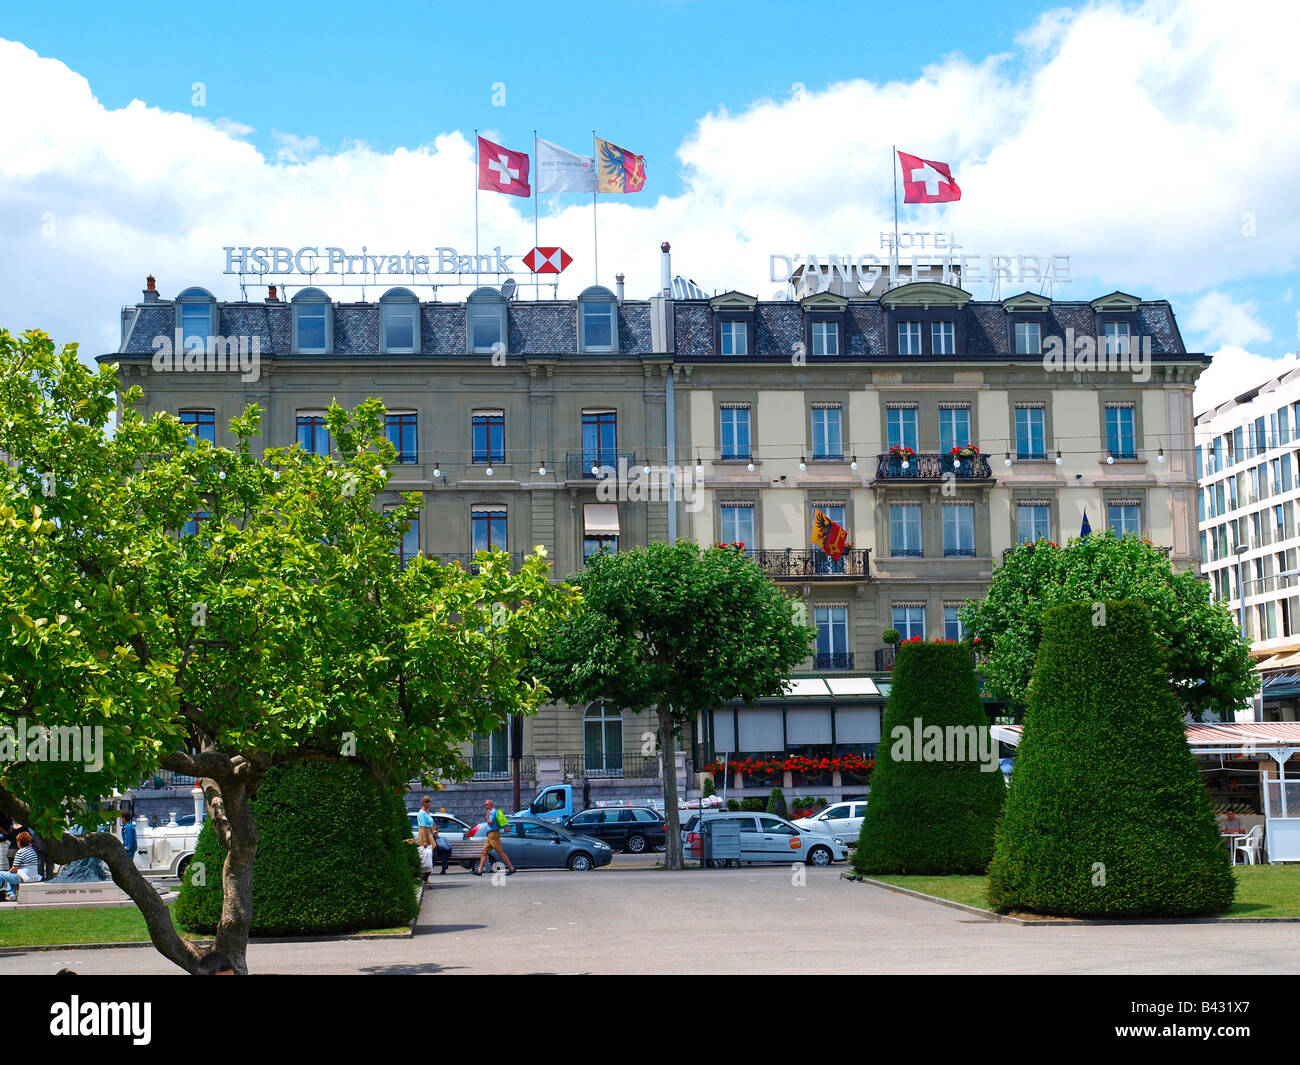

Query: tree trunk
<box><xmin>658</xmin><ymin>709</ymin><xmax>683</xmax><ymax>871</ymax></box>
<box><xmin>206</xmin><ymin>778</ymin><xmax>259</xmax><ymax>975</ymax></box>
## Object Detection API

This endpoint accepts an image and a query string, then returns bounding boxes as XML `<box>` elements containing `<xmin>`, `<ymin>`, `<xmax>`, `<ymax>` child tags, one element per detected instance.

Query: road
<box><xmin>1</xmin><ymin>863</ymin><xmax>1297</xmax><ymax>974</ymax></box>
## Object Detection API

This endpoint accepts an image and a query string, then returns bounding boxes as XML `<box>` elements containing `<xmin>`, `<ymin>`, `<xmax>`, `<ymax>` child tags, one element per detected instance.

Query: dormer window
<box><xmin>898</xmin><ymin>321</ymin><xmax>922</xmax><ymax>355</ymax></box>
<box><xmin>175</xmin><ymin>288</ymin><xmax>217</xmax><ymax>354</ymax></box>
<box><xmin>380</xmin><ymin>288</ymin><xmax>419</xmax><ymax>354</ymax></box>
<box><xmin>291</xmin><ymin>288</ymin><xmax>332</xmax><ymax>355</ymax></box>
<box><xmin>578</xmin><ymin>286</ymin><xmax>618</xmax><ymax>353</ymax></box>
<box><xmin>467</xmin><ymin>287</ymin><xmax>508</xmax><ymax>354</ymax></box>
<box><xmin>931</xmin><ymin>321</ymin><xmax>955</xmax><ymax>355</ymax></box>
<box><xmin>1014</xmin><ymin>321</ymin><xmax>1041</xmax><ymax>355</ymax></box>
<box><xmin>1103</xmin><ymin>320</ymin><xmax>1131</xmax><ymax>356</ymax></box>
<box><xmin>720</xmin><ymin>320</ymin><xmax>748</xmax><ymax>356</ymax></box>
<box><xmin>811</xmin><ymin>320</ymin><xmax>839</xmax><ymax>356</ymax></box>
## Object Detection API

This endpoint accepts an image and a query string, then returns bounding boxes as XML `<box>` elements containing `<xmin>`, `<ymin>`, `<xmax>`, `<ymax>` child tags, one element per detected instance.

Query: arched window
<box><xmin>467</xmin><ymin>286</ymin><xmax>508</xmax><ymax>355</ymax></box>
<box><xmin>583</xmin><ymin>701</ymin><xmax>623</xmax><ymax>777</ymax></box>
<box><xmin>175</xmin><ymin>287</ymin><xmax>217</xmax><ymax>354</ymax></box>
<box><xmin>291</xmin><ymin>287</ymin><xmax>333</xmax><ymax>355</ymax></box>
<box><xmin>577</xmin><ymin>286</ymin><xmax>618</xmax><ymax>353</ymax></box>
<box><xmin>380</xmin><ymin>288</ymin><xmax>420</xmax><ymax>354</ymax></box>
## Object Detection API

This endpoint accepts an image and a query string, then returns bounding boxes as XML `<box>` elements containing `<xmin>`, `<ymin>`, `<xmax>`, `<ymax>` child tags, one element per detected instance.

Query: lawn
<box><xmin>869</xmin><ymin>865</ymin><xmax>1300</xmax><ymax>919</ymax></box>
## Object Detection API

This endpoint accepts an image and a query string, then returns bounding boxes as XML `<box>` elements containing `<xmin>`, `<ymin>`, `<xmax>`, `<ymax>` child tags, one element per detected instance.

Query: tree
<box><xmin>959</xmin><ymin>533</ymin><xmax>1255</xmax><ymax>720</ymax></box>
<box><xmin>0</xmin><ymin>330</ymin><xmax>576</xmax><ymax>972</ymax></box>
<box><xmin>536</xmin><ymin>541</ymin><xmax>815</xmax><ymax>869</ymax></box>
<box><xmin>988</xmin><ymin>601</ymin><xmax>1235</xmax><ymax>916</ymax></box>
<box><xmin>853</xmin><ymin>639</ymin><xmax>1005</xmax><ymax>875</ymax></box>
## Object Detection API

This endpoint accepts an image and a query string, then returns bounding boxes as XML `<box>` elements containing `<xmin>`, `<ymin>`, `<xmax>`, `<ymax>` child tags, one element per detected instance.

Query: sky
<box><xmin>1</xmin><ymin>0</ymin><xmax>1298</xmax><ymax>412</ymax></box>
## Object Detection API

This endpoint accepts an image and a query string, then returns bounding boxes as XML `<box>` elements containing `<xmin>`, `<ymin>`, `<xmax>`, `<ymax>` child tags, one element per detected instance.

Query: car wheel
<box><xmin>625</xmin><ymin>833</ymin><xmax>648</xmax><ymax>854</ymax></box>
<box><xmin>568</xmin><ymin>852</ymin><xmax>594</xmax><ymax>871</ymax></box>
<box><xmin>176</xmin><ymin>856</ymin><xmax>191</xmax><ymax>881</ymax></box>
<box><xmin>808</xmin><ymin>846</ymin><xmax>833</xmax><ymax>867</ymax></box>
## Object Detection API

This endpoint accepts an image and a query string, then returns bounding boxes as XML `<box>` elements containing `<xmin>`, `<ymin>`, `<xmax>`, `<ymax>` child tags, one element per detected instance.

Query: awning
<box><xmin>993</xmin><ymin>721</ymin><xmax>1300</xmax><ymax>758</ymax></box>
<box><xmin>583</xmin><ymin>504</ymin><xmax>620</xmax><ymax>535</ymax></box>
<box><xmin>777</xmin><ymin>676</ymin><xmax>880</xmax><ymax>698</ymax></box>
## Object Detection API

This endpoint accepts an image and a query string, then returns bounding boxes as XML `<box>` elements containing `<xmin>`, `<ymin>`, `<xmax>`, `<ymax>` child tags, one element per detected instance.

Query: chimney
<box><xmin>143</xmin><ymin>275</ymin><xmax>159</xmax><ymax>302</ymax></box>
<box><xmin>266</xmin><ymin>285</ymin><xmax>279</xmax><ymax>302</ymax></box>
<box><xmin>615</xmin><ymin>273</ymin><xmax>625</xmax><ymax>303</ymax></box>
<box><xmin>660</xmin><ymin>242</ymin><xmax>672</xmax><ymax>299</ymax></box>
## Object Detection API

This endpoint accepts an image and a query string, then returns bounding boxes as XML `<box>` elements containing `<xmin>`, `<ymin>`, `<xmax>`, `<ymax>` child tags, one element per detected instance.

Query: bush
<box><xmin>988</xmin><ymin>601</ymin><xmax>1235</xmax><ymax>917</ymax></box>
<box><xmin>740</xmin><ymin>797</ymin><xmax>765</xmax><ymax>812</ymax></box>
<box><xmin>854</xmin><ymin>640</ymin><xmax>1005</xmax><ymax>875</ymax></box>
<box><xmin>882</xmin><ymin>628</ymin><xmax>901</xmax><ymax>645</ymax></box>
<box><xmin>175</xmin><ymin>761</ymin><xmax>420</xmax><ymax>936</ymax></box>
<box><xmin>702</xmin><ymin>776</ymin><xmax>716</xmax><ymax>799</ymax></box>
<box><xmin>766</xmin><ymin>787</ymin><xmax>787</xmax><ymax>817</ymax></box>
<box><xmin>726</xmin><ymin>799</ymin><xmax>741</xmax><ymax>812</ymax></box>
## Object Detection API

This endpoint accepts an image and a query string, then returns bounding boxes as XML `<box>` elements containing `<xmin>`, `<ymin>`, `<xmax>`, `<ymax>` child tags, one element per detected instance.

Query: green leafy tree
<box><xmin>536</xmin><ymin>541</ymin><xmax>815</xmax><ymax>869</ymax></box>
<box><xmin>960</xmin><ymin>533</ymin><xmax>1255</xmax><ymax>720</ymax></box>
<box><xmin>0</xmin><ymin>330</ymin><xmax>576</xmax><ymax>972</ymax></box>
<box><xmin>988</xmin><ymin>601</ymin><xmax>1235</xmax><ymax>916</ymax></box>
<box><xmin>853</xmin><ymin>639</ymin><xmax>1005</xmax><ymax>874</ymax></box>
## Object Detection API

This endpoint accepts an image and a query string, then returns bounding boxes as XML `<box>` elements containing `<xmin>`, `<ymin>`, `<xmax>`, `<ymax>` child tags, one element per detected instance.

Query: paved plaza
<box><xmin>1</xmin><ymin>865</ymin><xmax>1297</xmax><ymax>975</ymax></box>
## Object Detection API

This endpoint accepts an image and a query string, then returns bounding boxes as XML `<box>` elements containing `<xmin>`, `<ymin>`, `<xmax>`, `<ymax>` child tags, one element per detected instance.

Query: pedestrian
<box><xmin>414</xmin><ymin>796</ymin><xmax>437</xmax><ymax>881</ymax></box>
<box><xmin>120</xmin><ymin>811</ymin><xmax>138</xmax><ymax>866</ymax></box>
<box><xmin>473</xmin><ymin>799</ymin><xmax>515</xmax><ymax>877</ymax></box>
<box><xmin>583</xmin><ymin>778</ymin><xmax>591</xmax><ymax>811</ymax></box>
<box><xmin>195</xmin><ymin>951</ymin><xmax>236</xmax><ymax>975</ymax></box>
<box><xmin>0</xmin><ymin>831</ymin><xmax>44</xmax><ymax>901</ymax></box>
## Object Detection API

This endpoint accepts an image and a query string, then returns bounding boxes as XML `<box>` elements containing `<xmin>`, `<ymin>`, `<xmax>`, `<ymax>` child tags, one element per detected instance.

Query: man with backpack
<box><xmin>473</xmin><ymin>799</ymin><xmax>516</xmax><ymax>877</ymax></box>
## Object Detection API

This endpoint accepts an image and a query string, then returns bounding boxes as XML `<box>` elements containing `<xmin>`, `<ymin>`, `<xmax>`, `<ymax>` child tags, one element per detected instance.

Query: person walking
<box><xmin>413</xmin><ymin>795</ymin><xmax>440</xmax><ymax>881</ymax></box>
<box><xmin>473</xmin><ymin>799</ymin><xmax>515</xmax><ymax>877</ymax></box>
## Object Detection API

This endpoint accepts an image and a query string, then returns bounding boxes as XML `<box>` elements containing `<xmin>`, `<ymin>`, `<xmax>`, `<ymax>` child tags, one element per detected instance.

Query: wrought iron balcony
<box><xmin>753</xmin><ymin>547</ymin><xmax>872</xmax><ymax>580</ymax></box>
<box><xmin>814</xmin><ymin>651</ymin><xmax>855</xmax><ymax>670</ymax></box>
<box><xmin>566</xmin><ymin>451</ymin><xmax>637</xmax><ymax>480</ymax></box>
<box><xmin>874</xmin><ymin>452</ymin><xmax>994</xmax><ymax>481</ymax></box>
<box><xmin>875</xmin><ymin>645</ymin><xmax>897</xmax><ymax>671</ymax></box>
<box><xmin>561</xmin><ymin>753</ymin><xmax>661</xmax><ymax>779</ymax></box>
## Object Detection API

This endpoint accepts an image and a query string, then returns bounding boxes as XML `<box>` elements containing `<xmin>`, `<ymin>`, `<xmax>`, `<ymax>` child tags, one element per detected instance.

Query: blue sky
<box><xmin>1</xmin><ymin>0</ymin><xmax>1298</xmax><ymax>409</ymax></box>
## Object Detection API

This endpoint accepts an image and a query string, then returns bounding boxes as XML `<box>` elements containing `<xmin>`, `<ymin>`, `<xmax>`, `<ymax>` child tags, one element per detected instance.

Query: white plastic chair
<box><xmin>1235</xmin><ymin>825</ymin><xmax>1264</xmax><ymax>865</ymax></box>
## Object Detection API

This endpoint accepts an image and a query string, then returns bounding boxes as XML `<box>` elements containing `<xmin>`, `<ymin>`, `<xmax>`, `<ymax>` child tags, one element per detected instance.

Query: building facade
<box><xmin>103</xmin><ymin>248</ymin><xmax>1207</xmax><ymax>805</ymax></box>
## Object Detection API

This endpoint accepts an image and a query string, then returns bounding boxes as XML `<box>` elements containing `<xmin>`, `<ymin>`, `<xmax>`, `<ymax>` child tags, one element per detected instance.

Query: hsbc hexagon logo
<box><xmin>523</xmin><ymin>247</ymin><xmax>573</xmax><ymax>274</ymax></box>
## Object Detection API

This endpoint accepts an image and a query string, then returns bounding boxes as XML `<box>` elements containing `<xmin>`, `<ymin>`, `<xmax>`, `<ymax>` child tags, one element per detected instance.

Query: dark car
<box><xmin>561</xmin><ymin>806</ymin><xmax>666</xmax><ymax>854</ymax></box>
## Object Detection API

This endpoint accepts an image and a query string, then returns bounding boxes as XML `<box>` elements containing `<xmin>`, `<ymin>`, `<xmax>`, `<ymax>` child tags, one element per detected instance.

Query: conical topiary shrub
<box><xmin>767</xmin><ymin>787</ymin><xmax>787</xmax><ymax>817</ymax></box>
<box><xmin>853</xmin><ymin>639</ymin><xmax>1005</xmax><ymax>874</ymax></box>
<box><xmin>988</xmin><ymin>600</ymin><xmax>1235</xmax><ymax>917</ymax></box>
<box><xmin>175</xmin><ymin>760</ymin><xmax>420</xmax><ymax>936</ymax></box>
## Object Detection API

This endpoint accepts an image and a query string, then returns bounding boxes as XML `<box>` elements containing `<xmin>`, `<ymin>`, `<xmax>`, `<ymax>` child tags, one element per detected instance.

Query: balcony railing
<box><xmin>470</xmin><ymin>755</ymin><xmax>536</xmax><ymax>780</ymax></box>
<box><xmin>562</xmin><ymin>753</ymin><xmax>662</xmax><ymax>779</ymax></box>
<box><xmin>875</xmin><ymin>452</ymin><xmax>994</xmax><ymax>481</ymax></box>
<box><xmin>753</xmin><ymin>547</ymin><xmax>871</xmax><ymax>579</ymax></box>
<box><xmin>814</xmin><ymin>651</ymin><xmax>855</xmax><ymax>670</ymax></box>
<box><xmin>566</xmin><ymin>451</ymin><xmax>637</xmax><ymax>480</ymax></box>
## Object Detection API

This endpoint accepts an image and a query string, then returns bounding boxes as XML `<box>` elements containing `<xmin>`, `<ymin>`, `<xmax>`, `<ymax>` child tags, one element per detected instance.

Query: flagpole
<box><xmin>592</xmin><ymin>130</ymin><xmax>599</xmax><ymax>286</ymax></box>
<box><xmin>474</xmin><ymin>129</ymin><xmax>481</xmax><ymax>288</ymax></box>
<box><xmin>533</xmin><ymin>129</ymin><xmax>540</xmax><ymax>301</ymax></box>
<box><xmin>891</xmin><ymin>144</ymin><xmax>900</xmax><ymax>287</ymax></box>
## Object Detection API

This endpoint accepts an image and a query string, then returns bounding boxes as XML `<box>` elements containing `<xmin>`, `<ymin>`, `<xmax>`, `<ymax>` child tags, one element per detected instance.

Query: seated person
<box><xmin>0</xmin><ymin>832</ymin><xmax>44</xmax><ymax>900</ymax></box>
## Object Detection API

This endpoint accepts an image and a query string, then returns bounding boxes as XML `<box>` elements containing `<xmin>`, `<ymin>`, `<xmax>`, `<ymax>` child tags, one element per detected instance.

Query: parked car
<box><xmin>407</xmin><ymin>811</ymin><xmax>472</xmax><ymax>842</ymax></box>
<box><xmin>462</xmin><ymin>815</ymin><xmax>614</xmax><ymax>871</ymax></box>
<box><xmin>683</xmin><ymin>812</ymin><xmax>849</xmax><ymax>867</ymax></box>
<box><xmin>791</xmin><ymin>801</ymin><xmax>868</xmax><ymax>845</ymax></box>
<box><xmin>561</xmin><ymin>806</ymin><xmax>666</xmax><ymax>853</ymax></box>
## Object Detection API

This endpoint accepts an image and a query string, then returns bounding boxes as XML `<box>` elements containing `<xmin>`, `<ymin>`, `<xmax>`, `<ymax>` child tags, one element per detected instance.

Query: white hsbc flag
<box><xmin>536</xmin><ymin>138</ymin><xmax>597</xmax><ymax>193</ymax></box>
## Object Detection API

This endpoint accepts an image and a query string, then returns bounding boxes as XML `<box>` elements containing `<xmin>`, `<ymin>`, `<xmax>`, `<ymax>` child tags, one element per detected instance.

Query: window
<box><xmin>583</xmin><ymin>535</ymin><xmax>618</xmax><ymax>560</ymax></box>
<box><xmin>296</xmin><ymin>413</ymin><xmax>330</xmax><ymax>455</ymax></box>
<box><xmin>578</xmin><ymin>287</ymin><xmax>618</xmax><ymax>352</ymax></box>
<box><xmin>944</xmin><ymin>605</ymin><xmax>966</xmax><ymax>641</ymax></box>
<box><xmin>291</xmin><ymin>289</ymin><xmax>331</xmax><ymax>354</ymax></box>
<box><xmin>1014</xmin><ymin>321</ymin><xmax>1041</xmax><ymax>355</ymax></box>
<box><xmin>720</xmin><ymin>406</ymin><xmax>751</xmax><ymax>460</ymax></box>
<box><xmin>471</xmin><ymin>508</ymin><xmax>507</xmax><ymax>553</ymax></box>
<box><xmin>467</xmin><ymin>287</ymin><xmax>507</xmax><ymax>353</ymax></box>
<box><xmin>1017</xmin><ymin>502</ymin><xmax>1051</xmax><ymax>544</ymax></box>
<box><xmin>1107</xmin><ymin>501</ymin><xmax>1141</xmax><ymax>536</ymax></box>
<box><xmin>179</xmin><ymin>409</ymin><xmax>215</xmax><ymax>445</ymax></box>
<box><xmin>472</xmin><ymin>412</ymin><xmax>505</xmax><ymax>465</ymax></box>
<box><xmin>176</xmin><ymin>288</ymin><xmax>215</xmax><ymax>353</ymax></box>
<box><xmin>1282</xmin><ymin>406</ymin><xmax>1291</xmax><ymax>445</ymax></box>
<box><xmin>892</xmin><ymin>604</ymin><xmax>925</xmax><ymax>640</ymax></box>
<box><xmin>472</xmin><ymin>723</ymin><xmax>509</xmax><ymax>776</ymax></box>
<box><xmin>581</xmin><ymin>410</ymin><xmax>618</xmax><ymax>467</ymax></box>
<box><xmin>931</xmin><ymin>321</ymin><xmax>955</xmax><ymax>355</ymax></box>
<box><xmin>939</xmin><ymin>406</ymin><xmax>970</xmax><ymax>453</ymax></box>
<box><xmin>890</xmin><ymin>503</ymin><xmax>922</xmax><ymax>557</ymax></box>
<box><xmin>1015</xmin><ymin>405</ymin><xmax>1046</xmax><ymax>460</ymax></box>
<box><xmin>182</xmin><ymin>511</ymin><xmax>210</xmax><ymax>538</ymax></box>
<box><xmin>385</xmin><ymin>412</ymin><xmax>417</xmax><ymax>464</ymax></box>
<box><xmin>1254</xmin><ymin>416</ymin><xmax>1267</xmax><ymax>456</ymax></box>
<box><xmin>760</xmin><ymin>816</ymin><xmax>798</xmax><ymax>835</ymax></box>
<box><xmin>886</xmin><ymin>406</ymin><xmax>919</xmax><ymax>451</ymax></box>
<box><xmin>380</xmin><ymin>289</ymin><xmax>419</xmax><ymax>353</ymax></box>
<box><xmin>719</xmin><ymin>503</ymin><xmax>754</xmax><ymax>548</ymax></box>
<box><xmin>389</xmin><ymin>509</ymin><xmax>419</xmax><ymax>566</ymax></box>
<box><xmin>942</xmin><ymin>503</ymin><xmax>975</xmax><ymax>557</ymax></box>
<box><xmin>812</xmin><ymin>503</ymin><xmax>846</xmax><ymax>574</ymax></box>
<box><xmin>720</xmin><ymin>320</ymin><xmax>748</xmax><ymax>356</ymax></box>
<box><xmin>811</xmin><ymin>320</ymin><xmax>839</xmax><ymax>356</ymax></box>
<box><xmin>1105</xmin><ymin>404</ymin><xmax>1137</xmax><ymax>458</ymax></box>
<box><xmin>584</xmin><ymin>702</ymin><xmax>622</xmax><ymax>775</ymax></box>
<box><xmin>1102</xmin><ymin>320</ymin><xmax>1130</xmax><ymax>356</ymax></box>
<box><xmin>815</xmin><ymin>606</ymin><xmax>849</xmax><ymax>668</ymax></box>
<box><xmin>1284</xmin><ymin>453</ymin><xmax>1294</xmax><ymax>493</ymax></box>
<box><xmin>811</xmin><ymin>405</ymin><xmax>843</xmax><ymax>460</ymax></box>
<box><xmin>897</xmin><ymin>322</ymin><xmax>922</xmax><ymax>355</ymax></box>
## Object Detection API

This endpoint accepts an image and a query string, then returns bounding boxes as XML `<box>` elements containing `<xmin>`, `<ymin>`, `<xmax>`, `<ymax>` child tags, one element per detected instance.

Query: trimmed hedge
<box><xmin>174</xmin><ymin>761</ymin><xmax>420</xmax><ymax>936</ymax></box>
<box><xmin>988</xmin><ymin>601</ymin><xmax>1234</xmax><ymax>917</ymax></box>
<box><xmin>853</xmin><ymin>640</ymin><xmax>1005</xmax><ymax>874</ymax></box>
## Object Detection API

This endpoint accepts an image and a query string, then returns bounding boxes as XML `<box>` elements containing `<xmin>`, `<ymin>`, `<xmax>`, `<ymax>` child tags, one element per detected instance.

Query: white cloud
<box><xmin>1184</xmin><ymin>291</ymin><xmax>1271</xmax><ymax>349</ymax></box>
<box><xmin>1</xmin><ymin>0</ymin><xmax>1299</xmax><ymax>359</ymax></box>
<box><xmin>1194</xmin><ymin>347</ymin><xmax>1300</xmax><ymax>414</ymax></box>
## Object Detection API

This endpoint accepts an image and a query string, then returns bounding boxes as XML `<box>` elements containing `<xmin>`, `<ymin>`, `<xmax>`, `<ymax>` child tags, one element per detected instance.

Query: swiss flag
<box><xmin>477</xmin><ymin>136</ymin><xmax>531</xmax><ymax>197</ymax></box>
<box><xmin>898</xmin><ymin>150</ymin><xmax>961</xmax><ymax>204</ymax></box>
<box><xmin>523</xmin><ymin>247</ymin><xmax>572</xmax><ymax>274</ymax></box>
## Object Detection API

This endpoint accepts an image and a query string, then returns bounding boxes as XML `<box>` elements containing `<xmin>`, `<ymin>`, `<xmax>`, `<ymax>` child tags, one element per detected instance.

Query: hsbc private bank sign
<box><xmin>223</xmin><ymin>245</ymin><xmax>523</xmax><ymax>277</ymax></box>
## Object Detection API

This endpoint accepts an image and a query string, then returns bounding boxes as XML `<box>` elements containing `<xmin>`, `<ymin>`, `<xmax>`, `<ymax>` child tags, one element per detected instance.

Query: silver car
<box><xmin>684</xmin><ymin>811</ymin><xmax>849</xmax><ymax>867</ymax></box>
